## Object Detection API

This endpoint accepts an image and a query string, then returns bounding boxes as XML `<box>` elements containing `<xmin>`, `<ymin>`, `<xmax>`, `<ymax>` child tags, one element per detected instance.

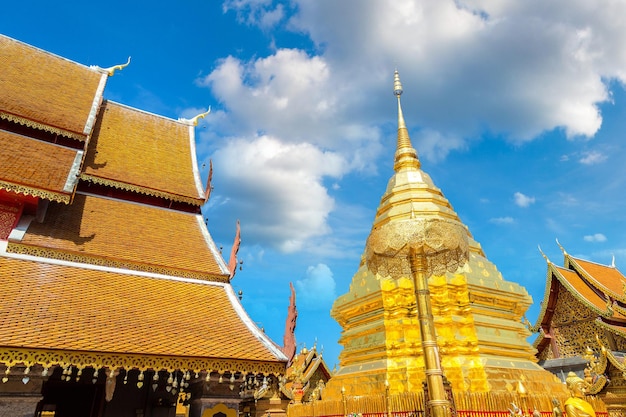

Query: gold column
<box><xmin>409</xmin><ymin>248</ymin><xmax>451</xmax><ymax>417</ymax></box>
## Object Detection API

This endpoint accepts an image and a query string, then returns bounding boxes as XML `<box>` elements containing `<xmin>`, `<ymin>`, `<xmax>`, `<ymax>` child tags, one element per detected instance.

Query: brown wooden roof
<box><xmin>0</xmin><ymin>35</ymin><xmax>105</xmax><ymax>139</ymax></box>
<box><xmin>82</xmin><ymin>101</ymin><xmax>205</xmax><ymax>205</ymax></box>
<box><xmin>0</xmin><ymin>130</ymin><xmax>80</xmax><ymax>202</ymax></box>
<box><xmin>0</xmin><ymin>255</ymin><xmax>283</xmax><ymax>362</ymax></box>
<box><xmin>8</xmin><ymin>193</ymin><xmax>229</xmax><ymax>281</ymax></box>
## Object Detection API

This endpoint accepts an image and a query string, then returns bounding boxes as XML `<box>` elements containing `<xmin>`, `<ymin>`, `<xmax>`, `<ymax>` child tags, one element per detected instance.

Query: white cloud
<box><xmin>295</xmin><ymin>263</ymin><xmax>337</xmax><ymax>309</ymax></box>
<box><xmin>285</xmin><ymin>0</ymin><xmax>624</xmax><ymax>146</ymax></box>
<box><xmin>203</xmin><ymin>0</ymin><xmax>626</xmax><ymax>251</ymax></box>
<box><xmin>490</xmin><ymin>216</ymin><xmax>514</xmax><ymax>224</ymax></box>
<box><xmin>198</xmin><ymin>49</ymin><xmax>382</xmax><ymax>161</ymax></box>
<box><xmin>223</xmin><ymin>0</ymin><xmax>286</xmax><ymax>29</ymax></box>
<box><xmin>514</xmin><ymin>192</ymin><xmax>536</xmax><ymax>207</ymax></box>
<box><xmin>208</xmin><ymin>135</ymin><xmax>346</xmax><ymax>252</ymax></box>
<box><xmin>579</xmin><ymin>151</ymin><xmax>607</xmax><ymax>165</ymax></box>
<box><xmin>584</xmin><ymin>233</ymin><xmax>607</xmax><ymax>243</ymax></box>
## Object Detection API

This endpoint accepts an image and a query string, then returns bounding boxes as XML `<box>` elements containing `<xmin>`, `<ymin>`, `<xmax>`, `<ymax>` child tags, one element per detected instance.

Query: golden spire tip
<box><xmin>394</xmin><ymin>69</ymin><xmax>403</xmax><ymax>97</ymax></box>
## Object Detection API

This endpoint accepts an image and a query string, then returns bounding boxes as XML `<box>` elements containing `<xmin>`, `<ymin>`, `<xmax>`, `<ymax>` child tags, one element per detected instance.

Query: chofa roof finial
<box><xmin>103</xmin><ymin>57</ymin><xmax>131</xmax><ymax>76</ymax></box>
<box><xmin>179</xmin><ymin>107</ymin><xmax>211</xmax><ymax>126</ymax></box>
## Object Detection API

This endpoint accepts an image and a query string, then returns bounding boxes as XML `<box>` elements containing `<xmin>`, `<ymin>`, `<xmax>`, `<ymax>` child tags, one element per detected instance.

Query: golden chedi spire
<box><xmin>393</xmin><ymin>69</ymin><xmax>420</xmax><ymax>172</ymax></box>
<box><xmin>327</xmin><ymin>71</ymin><xmax>565</xmax><ymax>399</ymax></box>
<box><xmin>368</xmin><ymin>70</ymin><xmax>470</xmax><ymax>270</ymax></box>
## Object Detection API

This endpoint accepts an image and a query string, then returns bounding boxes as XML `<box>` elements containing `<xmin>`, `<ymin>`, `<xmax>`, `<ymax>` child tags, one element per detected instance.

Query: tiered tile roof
<box><xmin>0</xmin><ymin>34</ymin><xmax>106</xmax><ymax>141</ymax></box>
<box><xmin>0</xmin><ymin>34</ymin><xmax>286</xmax><ymax>383</ymax></box>
<box><xmin>533</xmin><ymin>247</ymin><xmax>626</xmax><ymax>355</ymax></box>
<box><xmin>82</xmin><ymin>101</ymin><xmax>206</xmax><ymax>205</ymax></box>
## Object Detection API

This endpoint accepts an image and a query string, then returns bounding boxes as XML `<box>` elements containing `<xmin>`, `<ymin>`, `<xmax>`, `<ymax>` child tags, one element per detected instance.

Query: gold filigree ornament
<box><xmin>365</xmin><ymin>218</ymin><xmax>469</xmax><ymax>278</ymax></box>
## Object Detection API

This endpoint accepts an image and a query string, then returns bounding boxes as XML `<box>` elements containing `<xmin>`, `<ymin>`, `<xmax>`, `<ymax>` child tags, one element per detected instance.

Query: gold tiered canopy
<box><xmin>326</xmin><ymin>71</ymin><xmax>566</xmax><ymax>398</ymax></box>
<box><xmin>0</xmin><ymin>34</ymin><xmax>287</xmax><ymax>392</ymax></box>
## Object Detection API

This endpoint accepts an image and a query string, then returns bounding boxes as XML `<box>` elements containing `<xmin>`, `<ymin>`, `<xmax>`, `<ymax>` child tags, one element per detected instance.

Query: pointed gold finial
<box><xmin>393</xmin><ymin>70</ymin><xmax>420</xmax><ymax>172</ymax></box>
<box><xmin>179</xmin><ymin>107</ymin><xmax>211</xmax><ymax>126</ymax></box>
<box><xmin>103</xmin><ymin>57</ymin><xmax>131</xmax><ymax>76</ymax></box>
<box><xmin>555</xmin><ymin>238</ymin><xmax>567</xmax><ymax>255</ymax></box>
<box><xmin>538</xmin><ymin>245</ymin><xmax>551</xmax><ymax>264</ymax></box>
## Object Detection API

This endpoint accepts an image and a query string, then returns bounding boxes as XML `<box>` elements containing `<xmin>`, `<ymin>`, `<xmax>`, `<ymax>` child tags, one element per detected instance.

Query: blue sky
<box><xmin>4</xmin><ymin>0</ymin><xmax>626</xmax><ymax>370</ymax></box>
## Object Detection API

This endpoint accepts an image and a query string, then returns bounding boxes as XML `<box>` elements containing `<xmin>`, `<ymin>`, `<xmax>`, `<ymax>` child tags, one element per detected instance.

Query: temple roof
<box><xmin>0</xmin><ymin>34</ymin><xmax>286</xmax><ymax>382</ymax></box>
<box><xmin>0</xmin><ymin>34</ymin><xmax>106</xmax><ymax>141</ymax></box>
<box><xmin>0</xmin><ymin>130</ymin><xmax>81</xmax><ymax>203</ymax></box>
<box><xmin>81</xmin><ymin>101</ymin><xmax>206</xmax><ymax>206</ymax></box>
<box><xmin>567</xmin><ymin>256</ymin><xmax>626</xmax><ymax>301</ymax></box>
<box><xmin>7</xmin><ymin>193</ymin><xmax>229</xmax><ymax>281</ymax></box>
<box><xmin>533</xmin><ymin>247</ymin><xmax>626</xmax><ymax>354</ymax></box>
<box><xmin>0</xmin><ymin>254</ymin><xmax>286</xmax><ymax>373</ymax></box>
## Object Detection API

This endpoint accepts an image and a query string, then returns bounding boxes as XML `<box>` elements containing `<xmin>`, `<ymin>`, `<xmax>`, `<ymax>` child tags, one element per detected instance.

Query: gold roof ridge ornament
<box><xmin>179</xmin><ymin>107</ymin><xmax>211</xmax><ymax>126</ymax></box>
<box><xmin>538</xmin><ymin>245</ymin><xmax>552</xmax><ymax>264</ymax></box>
<box><xmin>92</xmin><ymin>57</ymin><xmax>131</xmax><ymax>76</ymax></box>
<box><xmin>556</xmin><ymin>238</ymin><xmax>567</xmax><ymax>255</ymax></box>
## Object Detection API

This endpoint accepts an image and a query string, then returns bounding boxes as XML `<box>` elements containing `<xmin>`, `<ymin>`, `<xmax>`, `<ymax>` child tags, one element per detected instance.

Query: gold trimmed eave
<box><xmin>530</xmin><ymin>262</ymin><xmax>557</xmax><ymax>333</ymax></box>
<box><xmin>0</xmin><ymin>179</ymin><xmax>71</xmax><ymax>204</ymax></box>
<box><xmin>6</xmin><ymin>242</ymin><xmax>229</xmax><ymax>283</ymax></box>
<box><xmin>0</xmin><ymin>347</ymin><xmax>285</xmax><ymax>378</ymax></box>
<box><xmin>80</xmin><ymin>173</ymin><xmax>204</xmax><ymax>207</ymax></box>
<box><xmin>610</xmin><ymin>301</ymin><xmax>626</xmax><ymax>319</ymax></box>
<box><xmin>595</xmin><ymin>319</ymin><xmax>626</xmax><ymax>340</ymax></box>
<box><xmin>0</xmin><ymin>112</ymin><xmax>87</xmax><ymax>142</ymax></box>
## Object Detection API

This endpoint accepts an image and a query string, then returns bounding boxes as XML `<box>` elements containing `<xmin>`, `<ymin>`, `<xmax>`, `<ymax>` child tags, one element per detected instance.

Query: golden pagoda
<box><xmin>324</xmin><ymin>71</ymin><xmax>567</xmax><ymax>402</ymax></box>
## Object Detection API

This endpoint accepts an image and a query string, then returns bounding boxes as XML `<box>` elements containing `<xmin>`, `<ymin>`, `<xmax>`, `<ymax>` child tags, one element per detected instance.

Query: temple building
<box><xmin>323</xmin><ymin>71</ymin><xmax>567</xmax><ymax>401</ymax></box>
<box><xmin>533</xmin><ymin>243</ymin><xmax>626</xmax><ymax>415</ymax></box>
<box><xmin>0</xmin><ymin>34</ymin><xmax>287</xmax><ymax>417</ymax></box>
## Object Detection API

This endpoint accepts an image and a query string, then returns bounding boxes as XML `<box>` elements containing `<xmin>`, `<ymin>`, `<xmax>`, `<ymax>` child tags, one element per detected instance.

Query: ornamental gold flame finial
<box><xmin>103</xmin><ymin>57</ymin><xmax>131</xmax><ymax>76</ymax></box>
<box><xmin>393</xmin><ymin>70</ymin><xmax>420</xmax><ymax>172</ymax></box>
<box><xmin>179</xmin><ymin>107</ymin><xmax>211</xmax><ymax>126</ymax></box>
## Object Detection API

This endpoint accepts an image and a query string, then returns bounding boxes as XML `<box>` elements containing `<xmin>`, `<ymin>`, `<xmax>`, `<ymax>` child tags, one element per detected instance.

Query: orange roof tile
<box><xmin>9</xmin><ymin>193</ymin><xmax>228</xmax><ymax>280</ymax></box>
<box><xmin>554</xmin><ymin>266</ymin><xmax>609</xmax><ymax>314</ymax></box>
<box><xmin>0</xmin><ymin>35</ymin><xmax>105</xmax><ymax>139</ymax></box>
<box><xmin>554</xmin><ymin>265</ymin><xmax>626</xmax><ymax>321</ymax></box>
<box><xmin>0</xmin><ymin>130</ymin><xmax>79</xmax><ymax>201</ymax></box>
<box><xmin>82</xmin><ymin>101</ymin><xmax>205</xmax><ymax>204</ymax></box>
<box><xmin>571</xmin><ymin>257</ymin><xmax>626</xmax><ymax>298</ymax></box>
<box><xmin>0</xmin><ymin>256</ymin><xmax>283</xmax><ymax>362</ymax></box>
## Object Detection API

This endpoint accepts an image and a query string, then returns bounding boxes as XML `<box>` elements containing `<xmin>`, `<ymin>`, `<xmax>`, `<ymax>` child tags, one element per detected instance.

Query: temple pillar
<box><xmin>0</xmin><ymin>364</ymin><xmax>47</xmax><ymax>417</ymax></box>
<box><xmin>0</xmin><ymin>395</ymin><xmax>42</xmax><ymax>417</ymax></box>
